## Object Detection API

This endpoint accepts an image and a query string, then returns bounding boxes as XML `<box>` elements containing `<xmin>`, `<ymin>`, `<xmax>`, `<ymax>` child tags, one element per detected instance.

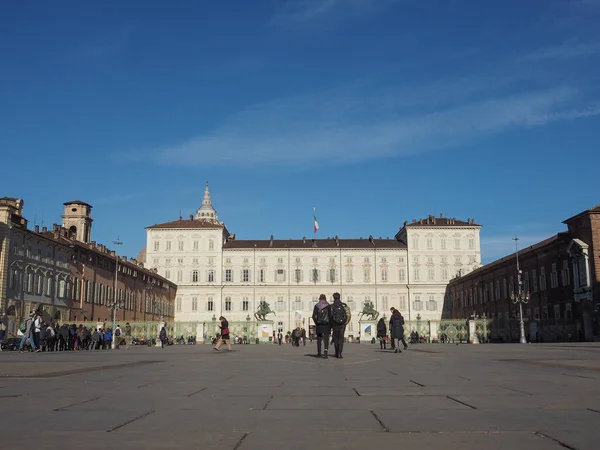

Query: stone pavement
<box><xmin>1</xmin><ymin>342</ymin><xmax>600</xmax><ymax>450</ymax></box>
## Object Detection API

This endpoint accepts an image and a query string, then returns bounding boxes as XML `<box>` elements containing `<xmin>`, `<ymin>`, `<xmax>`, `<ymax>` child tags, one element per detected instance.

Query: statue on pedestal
<box><xmin>358</xmin><ymin>300</ymin><xmax>379</xmax><ymax>321</ymax></box>
<box><xmin>254</xmin><ymin>301</ymin><xmax>276</xmax><ymax>321</ymax></box>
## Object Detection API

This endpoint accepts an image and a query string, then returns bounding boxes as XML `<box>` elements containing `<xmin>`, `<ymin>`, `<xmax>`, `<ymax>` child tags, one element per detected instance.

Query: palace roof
<box><xmin>223</xmin><ymin>237</ymin><xmax>407</xmax><ymax>250</ymax></box>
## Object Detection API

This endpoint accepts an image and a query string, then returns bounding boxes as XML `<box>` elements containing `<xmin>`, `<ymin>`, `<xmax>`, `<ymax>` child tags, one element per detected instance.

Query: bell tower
<box><xmin>61</xmin><ymin>200</ymin><xmax>93</xmax><ymax>243</ymax></box>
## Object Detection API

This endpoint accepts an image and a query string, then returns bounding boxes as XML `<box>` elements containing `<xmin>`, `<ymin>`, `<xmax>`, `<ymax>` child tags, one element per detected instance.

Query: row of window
<box><xmin>153</xmin><ymin>239</ymin><xmax>215</xmax><ymax>252</ymax></box>
<box><xmin>410</xmin><ymin>236</ymin><xmax>475</xmax><ymax>250</ymax></box>
<box><xmin>9</xmin><ymin>269</ymin><xmax>68</xmax><ymax>298</ymax></box>
<box><xmin>12</xmin><ymin>242</ymin><xmax>69</xmax><ymax>268</ymax></box>
<box><xmin>495</xmin><ymin>303</ymin><xmax>573</xmax><ymax>322</ymax></box>
<box><xmin>175</xmin><ymin>294</ymin><xmax>440</xmax><ymax>313</ymax></box>
<box><xmin>455</xmin><ymin>261</ymin><xmax>572</xmax><ymax>309</ymax></box>
<box><xmin>166</xmin><ymin>266</ymin><xmax>462</xmax><ymax>284</ymax></box>
<box><xmin>413</xmin><ymin>255</ymin><xmax>476</xmax><ymax>265</ymax></box>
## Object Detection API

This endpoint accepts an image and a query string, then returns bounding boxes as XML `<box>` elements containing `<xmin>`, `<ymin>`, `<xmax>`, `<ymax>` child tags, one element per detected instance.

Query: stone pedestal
<box><xmin>258</xmin><ymin>321</ymin><xmax>274</xmax><ymax>343</ymax></box>
<box><xmin>358</xmin><ymin>320</ymin><xmax>377</xmax><ymax>343</ymax></box>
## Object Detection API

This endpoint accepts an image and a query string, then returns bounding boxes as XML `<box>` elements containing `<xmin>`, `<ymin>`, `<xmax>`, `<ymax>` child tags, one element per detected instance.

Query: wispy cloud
<box><xmin>524</xmin><ymin>41</ymin><xmax>600</xmax><ymax>60</ymax></box>
<box><xmin>273</xmin><ymin>0</ymin><xmax>398</xmax><ymax>29</ymax></box>
<box><xmin>145</xmin><ymin>82</ymin><xmax>599</xmax><ymax>167</ymax></box>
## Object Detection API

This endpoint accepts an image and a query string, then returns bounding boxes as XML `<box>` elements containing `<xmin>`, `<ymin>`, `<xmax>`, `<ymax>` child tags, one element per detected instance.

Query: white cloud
<box><xmin>524</xmin><ymin>41</ymin><xmax>600</xmax><ymax>61</ymax></box>
<box><xmin>149</xmin><ymin>83</ymin><xmax>599</xmax><ymax>167</ymax></box>
<box><xmin>273</xmin><ymin>0</ymin><xmax>398</xmax><ymax>29</ymax></box>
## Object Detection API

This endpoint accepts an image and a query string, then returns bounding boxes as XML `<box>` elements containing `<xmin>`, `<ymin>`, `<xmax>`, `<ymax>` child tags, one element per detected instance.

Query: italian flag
<box><xmin>313</xmin><ymin>212</ymin><xmax>319</xmax><ymax>234</ymax></box>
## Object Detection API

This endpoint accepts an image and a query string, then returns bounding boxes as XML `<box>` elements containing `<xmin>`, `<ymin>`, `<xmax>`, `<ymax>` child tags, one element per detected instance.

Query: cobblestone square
<box><xmin>2</xmin><ymin>343</ymin><xmax>599</xmax><ymax>449</ymax></box>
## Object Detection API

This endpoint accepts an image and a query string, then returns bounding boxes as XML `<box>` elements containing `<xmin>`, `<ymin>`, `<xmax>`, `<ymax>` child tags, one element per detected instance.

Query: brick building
<box><xmin>446</xmin><ymin>205</ymin><xmax>600</xmax><ymax>342</ymax></box>
<box><xmin>0</xmin><ymin>197</ymin><xmax>176</xmax><ymax>336</ymax></box>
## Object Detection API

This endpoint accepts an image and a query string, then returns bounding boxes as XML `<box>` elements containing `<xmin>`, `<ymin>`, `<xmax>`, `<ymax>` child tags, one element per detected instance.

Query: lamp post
<box><xmin>111</xmin><ymin>238</ymin><xmax>123</xmax><ymax>349</ymax></box>
<box><xmin>511</xmin><ymin>236</ymin><xmax>530</xmax><ymax>344</ymax></box>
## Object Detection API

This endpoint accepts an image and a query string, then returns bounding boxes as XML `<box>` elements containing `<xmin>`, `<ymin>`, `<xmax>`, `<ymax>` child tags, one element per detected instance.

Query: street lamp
<box><xmin>111</xmin><ymin>237</ymin><xmax>123</xmax><ymax>349</ymax></box>
<box><xmin>511</xmin><ymin>236</ymin><xmax>530</xmax><ymax>344</ymax></box>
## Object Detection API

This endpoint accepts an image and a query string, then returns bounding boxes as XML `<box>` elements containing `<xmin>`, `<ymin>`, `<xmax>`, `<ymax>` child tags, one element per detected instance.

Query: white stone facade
<box><xmin>144</xmin><ymin>185</ymin><xmax>481</xmax><ymax>336</ymax></box>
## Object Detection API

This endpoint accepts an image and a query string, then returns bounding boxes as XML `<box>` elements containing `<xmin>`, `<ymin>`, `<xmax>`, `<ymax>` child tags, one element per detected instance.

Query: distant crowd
<box><xmin>12</xmin><ymin>311</ymin><xmax>135</xmax><ymax>353</ymax></box>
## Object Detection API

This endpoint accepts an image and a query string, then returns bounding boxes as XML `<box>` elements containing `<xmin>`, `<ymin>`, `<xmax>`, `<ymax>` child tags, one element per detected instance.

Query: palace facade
<box><xmin>144</xmin><ymin>183</ymin><xmax>482</xmax><ymax>337</ymax></box>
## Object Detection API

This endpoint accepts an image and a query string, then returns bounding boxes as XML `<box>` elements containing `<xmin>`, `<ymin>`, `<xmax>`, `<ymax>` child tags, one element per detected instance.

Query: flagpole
<box><xmin>313</xmin><ymin>207</ymin><xmax>317</xmax><ymax>244</ymax></box>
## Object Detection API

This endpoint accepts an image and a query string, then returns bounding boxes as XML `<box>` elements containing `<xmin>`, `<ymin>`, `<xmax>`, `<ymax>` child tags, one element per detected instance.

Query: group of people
<box><xmin>276</xmin><ymin>328</ymin><xmax>307</xmax><ymax>346</ymax></box>
<box><xmin>16</xmin><ymin>312</ymin><xmax>138</xmax><ymax>352</ymax></box>
<box><xmin>311</xmin><ymin>292</ymin><xmax>349</xmax><ymax>359</ymax></box>
<box><xmin>209</xmin><ymin>295</ymin><xmax>408</xmax><ymax>359</ymax></box>
<box><xmin>377</xmin><ymin>308</ymin><xmax>409</xmax><ymax>353</ymax></box>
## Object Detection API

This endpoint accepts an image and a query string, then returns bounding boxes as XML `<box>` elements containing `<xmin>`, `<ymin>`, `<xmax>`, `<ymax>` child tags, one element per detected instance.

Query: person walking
<box><xmin>330</xmin><ymin>292</ymin><xmax>348</xmax><ymax>359</ymax></box>
<box><xmin>18</xmin><ymin>312</ymin><xmax>40</xmax><ymax>353</ymax></box>
<box><xmin>103</xmin><ymin>328</ymin><xmax>113</xmax><ymax>350</ymax></box>
<box><xmin>312</xmin><ymin>294</ymin><xmax>332</xmax><ymax>359</ymax></box>
<box><xmin>31</xmin><ymin>312</ymin><xmax>42</xmax><ymax>349</ymax></box>
<box><xmin>277</xmin><ymin>331</ymin><xmax>283</xmax><ymax>346</ymax></box>
<box><xmin>377</xmin><ymin>317</ymin><xmax>388</xmax><ymax>350</ymax></box>
<box><xmin>124</xmin><ymin>322</ymin><xmax>132</xmax><ymax>346</ymax></box>
<box><xmin>0</xmin><ymin>315</ymin><xmax>7</xmax><ymax>351</ymax></box>
<box><xmin>390</xmin><ymin>309</ymin><xmax>407</xmax><ymax>353</ymax></box>
<box><xmin>159</xmin><ymin>326</ymin><xmax>167</xmax><ymax>349</ymax></box>
<box><xmin>301</xmin><ymin>328</ymin><xmax>306</xmax><ymax>346</ymax></box>
<box><xmin>91</xmin><ymin>328</ymin><xmax>100</xmax><ymax>350</ymax></box>
<box><xmin>114</xmin><ymin>325</ymin><xmax>122</xmax><ymax>349</ymax></box>
<box><xmin>214</xmin><ymin>316</ymin><xmax>232</xmax><ymax>351</ymax></box>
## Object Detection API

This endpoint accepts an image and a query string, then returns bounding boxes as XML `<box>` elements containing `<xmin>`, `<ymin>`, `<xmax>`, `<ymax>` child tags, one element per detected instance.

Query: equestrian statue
<box><xmin>254</xmin><ymin>300</ymin><xmax>276</xmax><ymax>321</ymax></box>
<box><xmin>358</xmin><ymin>300</ymin><xmax>379</xmax><ymax>321</ymax></box>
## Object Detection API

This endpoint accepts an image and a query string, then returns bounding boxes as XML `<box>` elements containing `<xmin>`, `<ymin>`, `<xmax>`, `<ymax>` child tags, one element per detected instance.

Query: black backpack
<box><xmin>315</xmin><ymin>307</ymin><xmax>330</xmax><ymax>325</ymax></box>
<box><xmin>331</xmin><ymin>302</ymin><xmax>347</xmax><ymax>325</ymax></box>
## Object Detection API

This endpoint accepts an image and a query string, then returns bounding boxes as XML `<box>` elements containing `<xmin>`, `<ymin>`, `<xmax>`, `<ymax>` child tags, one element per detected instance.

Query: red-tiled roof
<box><xmin>223</xmin><ymin>238</ymin><xmax>407</xmax><ymax>250</ymax></box>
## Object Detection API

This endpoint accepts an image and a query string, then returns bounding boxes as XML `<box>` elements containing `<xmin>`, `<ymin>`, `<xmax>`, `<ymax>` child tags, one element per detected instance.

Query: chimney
<box><xmin>335</xmin><ymin>236</ymin><xmax>339</xmax><ymax>247</ymax></box>
<box><xmin>42</xmin><ymin>226</ymin><xmax>47</xmax><ymax>232</ymax></box>
<box><xmin>302</xmin><ymin>236</ymin><xmax>306</xmax><ymax>244</ymax></box>
<box><xmin>269</xmin><ymin>235</ymin><xmax>274</xmax><ymax>248</ymax></box>
<box><xmin>419</xmin><ymin>218</ymin><xmax>423</xmax><ymax>225</ymax></box>
<box><xmin>35</xmin><ymin>225</ymin><xmax>39</xmax><ymax>233</ymax></box>
<box><xmin>189</xmin><ymin>214</ymin><xmax>193</xmax><ymax>220</ymax></box>
<box><xmin>110</xmin><ymin>250</ymin><xmax>115</xmax><ymax>257</ymax></box>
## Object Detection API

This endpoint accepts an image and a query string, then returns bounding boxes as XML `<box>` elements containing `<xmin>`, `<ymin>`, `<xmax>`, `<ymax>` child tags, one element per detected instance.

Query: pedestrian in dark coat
<box><xmin>312</xmin><ymin>294</ymin><xmax>332</xmax><ymax>359</ymax></box>
<box><xmin>390</xmin><ymin>310</ymin><xmax>407</xmax><ymax>353</ymax></box>
<box><xmin>377</xmin><ymin>318</ymin><xmax>387</xmax><ymax>350</ymax></box>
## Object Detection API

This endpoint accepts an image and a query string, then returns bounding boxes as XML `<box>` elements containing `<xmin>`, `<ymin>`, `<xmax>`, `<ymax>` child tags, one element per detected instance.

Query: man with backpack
<box><xmin>330</xmin><ymin>292</ymin><xmax>348</xmax><ymax>359</ymax></box>
<box><xmin>312</xmin><ymin>294</ymin><xmax>332</xmax><ymax>359</ymax></box>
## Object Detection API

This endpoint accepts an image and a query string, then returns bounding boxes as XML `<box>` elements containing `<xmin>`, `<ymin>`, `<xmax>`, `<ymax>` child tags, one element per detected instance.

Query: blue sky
<box><xmin>1</xmin><ymin>0</ymin><xmax>599</xmax><ymax>263</ymax></box>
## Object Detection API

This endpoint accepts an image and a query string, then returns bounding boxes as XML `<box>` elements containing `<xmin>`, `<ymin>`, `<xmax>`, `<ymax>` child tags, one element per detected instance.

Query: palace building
<box><xmin>144</xmin><ymin>183</ymin><xmax>482</xmax><ymax>337</ymax></box>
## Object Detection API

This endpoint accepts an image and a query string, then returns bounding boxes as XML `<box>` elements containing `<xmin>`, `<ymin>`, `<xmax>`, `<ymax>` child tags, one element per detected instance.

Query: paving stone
<box><xmin>0</xmin><ymin>342</ymin><xmax>599</xmax><ymax>448</ymax></box>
